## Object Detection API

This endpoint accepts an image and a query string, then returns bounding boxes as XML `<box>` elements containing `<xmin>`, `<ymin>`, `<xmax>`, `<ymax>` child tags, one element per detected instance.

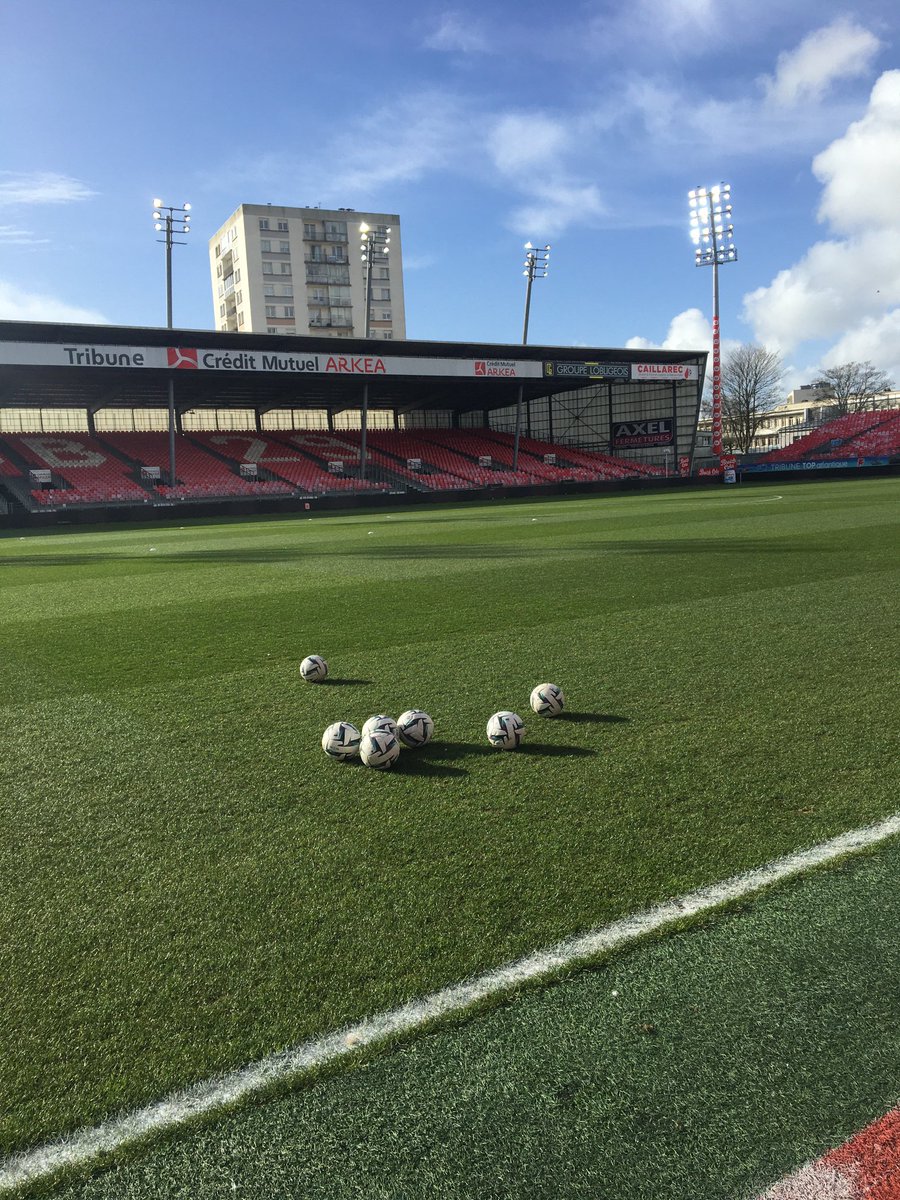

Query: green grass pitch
<box><xmin>1</xmin><ymin>478</ymin><xmax>898</xmax><ymax>1160</ymax></box>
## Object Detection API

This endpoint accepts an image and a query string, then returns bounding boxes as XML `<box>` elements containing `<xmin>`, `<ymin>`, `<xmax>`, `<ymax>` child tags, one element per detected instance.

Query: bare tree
<box><xmin>720</xmin><ymin>344</ymin><xmax>784</xmax><ymax>453</ymax></box>
<box><xmin>811</xmin><ymin>361</ymin><xmax>894</xmax><ymax>416</ymax></box>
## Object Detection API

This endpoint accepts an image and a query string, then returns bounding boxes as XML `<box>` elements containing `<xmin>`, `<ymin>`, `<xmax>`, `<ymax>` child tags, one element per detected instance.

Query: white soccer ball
<box><xmin>300</xmin><ymin>654</ymin><xmax>328</xmax><ymax>683</ymax></box>
<box><xmin>359</xmin><ymin>728</ymin><xmax>401</xmax><ymax>770</ymax></box>
<box><xmin>530</xmin><ymin>683</ymin><xmax>565</xmax><ymax>717</ymax></box>
<box><xmin>361</xmin><ymin>714</ymin><xmax>397</xmax><ymax>738</ymax></box>
<box><xmin>486</xmin><ymin>710</ymin><xmax>525</xmax><ymax>750</ymax></box>
<box><xmin>321</xmin><ymin>721</ymin><xmax>361</xmax><ymax>761</ymax></box>
<box><xmin>396</xmin><ymin>709</ymin><xmax>435</xmax><ymax>748</ymax></box>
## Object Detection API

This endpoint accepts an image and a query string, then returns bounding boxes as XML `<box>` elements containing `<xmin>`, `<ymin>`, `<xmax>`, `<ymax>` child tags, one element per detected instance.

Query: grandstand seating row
<box><xmin>0</xmin><ymin>428</ymin><xmax>673</xmax><ymax>510</ymax></box>
<box><xmin>758</xmin><ymin>409</ymin><xmax>900</xmax><ymax>463</ymax></box>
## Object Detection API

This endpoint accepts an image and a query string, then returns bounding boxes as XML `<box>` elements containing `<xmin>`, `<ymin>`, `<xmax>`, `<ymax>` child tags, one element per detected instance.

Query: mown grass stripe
<box><xmin>3</xmin><ymin>810</ymin><xmax>899</xmax><ymax>1194</ymax></box>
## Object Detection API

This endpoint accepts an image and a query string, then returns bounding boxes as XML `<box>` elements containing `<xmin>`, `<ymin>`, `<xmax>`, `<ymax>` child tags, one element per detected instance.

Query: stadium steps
<box><xmin>91</xmin><ymin>436</ymin><xmax>168</xmax><ymax>497</ymax></box>
<box><xmin>758</xmin><ymin>410</ymin><xmax>899</xmax><ymax>463</ymax></box>
<box><xmin>181</xmin><ymin>434</ymin><xmax>290</xmax><ymax>487</ymax></box>
<box><xmin>271</xmin><ymin>432</ymin><xmax>412</xmax><ymax>492</ymax></box>
<box><xmin>305</xmin><ymin>431</ymin><xmax>454</xmax><ymax>493</ymax></box>
<box><xmin>0</xmin><ymin>437</ymin><xmax>44</xmax><ymax>509</ymax></box>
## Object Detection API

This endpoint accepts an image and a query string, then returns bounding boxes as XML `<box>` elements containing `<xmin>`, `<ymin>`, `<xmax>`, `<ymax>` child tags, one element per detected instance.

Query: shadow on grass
<box><xmin>320</xmin><ymin>678</ymin><xmax>372</xmax><ymax>687</ymax></box>
<box><xmin>516</xmin><ymin>742</ymin><xmax>597</xmax><ymax>757</ymax></box>
<box><xmin>557</xmin><ymin>711</ymin><xmax>630</xmax><ymax>725</ymax></box>
<box><xmin>436</xmin><ymin>740</ymin><xmax>597</xmax><ymax>760</ymax></box>
<box><xmin>0</xmin><ymin>536</ymin><xmax>832</xmax><ymax>570</ymax></box>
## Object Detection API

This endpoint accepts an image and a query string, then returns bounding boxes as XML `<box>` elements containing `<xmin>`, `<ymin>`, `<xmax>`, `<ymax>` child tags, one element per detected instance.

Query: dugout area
<box><xmin>0</xmin><ymin>320</ymin><xmax>706</xmax><ymax>523</ymax></box>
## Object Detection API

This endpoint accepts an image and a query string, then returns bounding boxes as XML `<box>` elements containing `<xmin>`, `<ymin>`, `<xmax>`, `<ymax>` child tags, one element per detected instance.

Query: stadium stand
<box><xmin>99</xmin><ymin>432</ymin><xmax>284</xmax><ymax>500</ymax></box>
<box><xmin>0</xmin><ymin>425</ymin><xmax>673</xmax><ymax>511</ymax></box>
<box><xmin>474</xmin><ymin>430</ymin><xmax>666</xmax><ymax>480</ymax></box>
<box><xmin>758</xmin><ymin>409</ymin><xmax>900</xmax><ymax>463</ymax></box>
<box><xmin>2</xmin><ymin>433</ymin><xmax>150</xmax><ymax>505</ymax></box>
<box><xmin>190</xmin><ymin>432</ymin><xmax>387</xmax><ymax>493</ymax></box>
<box><xmin>816</xmin><ymin>409</ymin><xmax>900</xmax><ymax>460</ymax></box>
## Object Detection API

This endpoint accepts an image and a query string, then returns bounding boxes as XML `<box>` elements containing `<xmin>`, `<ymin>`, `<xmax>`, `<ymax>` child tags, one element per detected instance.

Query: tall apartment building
<box><xmin>208</xmin><ymin>204</ymin><xmax>406</xmax><ymax>340</ymax></box>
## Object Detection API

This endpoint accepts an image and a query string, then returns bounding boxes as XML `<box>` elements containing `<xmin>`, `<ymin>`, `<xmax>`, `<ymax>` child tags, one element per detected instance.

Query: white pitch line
<box><xmin>3</xmin><ymin>812</ymin><xmax>900</xmax><ymax>1193</ymax></box>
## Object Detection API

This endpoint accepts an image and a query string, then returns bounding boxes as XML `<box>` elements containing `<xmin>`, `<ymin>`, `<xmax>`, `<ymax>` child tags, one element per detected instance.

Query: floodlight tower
<box><xmin>513</xmin><ymin>242</ymin><xmax>550</xmax><ymax>471</ymax></box>
<box><xmin>153</xmin><ymin>199</ymin><xmax>192</xmax><ymax>487</ymax></box>
<box><xmin>358</xmin><ymin>221</ymin><xmax>391</xmax><ymax>482</ymax></box>
<box><xmin>688</xmin><ymin>184</ymin><xmax>736</xmax><ymax>458</ymax></box>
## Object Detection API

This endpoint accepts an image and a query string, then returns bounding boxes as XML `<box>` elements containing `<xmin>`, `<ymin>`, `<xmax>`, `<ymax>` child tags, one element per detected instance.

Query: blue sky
<box><xmin>2</xmin><ymin>0</ymin><xmax>899</xmax><ymax>391</ymax></box>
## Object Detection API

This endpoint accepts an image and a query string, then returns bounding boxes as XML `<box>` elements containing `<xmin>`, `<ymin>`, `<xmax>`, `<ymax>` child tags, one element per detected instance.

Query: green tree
<box><xmin>811</xmin><ymin>361</ymin><xmax>894</xmax><ymax>416</ymax></box>
<box><xmin>720</xmin><ymin>344</ymin><xmax>784</xmax><ymax>454</ymax></box>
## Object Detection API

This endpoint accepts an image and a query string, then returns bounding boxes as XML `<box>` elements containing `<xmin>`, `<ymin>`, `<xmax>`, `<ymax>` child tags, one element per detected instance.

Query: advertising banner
<box><xmin>611</xmin><ymin>418</ymin><xmax>674</xmax><ymax>448</ymax></box>
<box><xmin>543</xmin><ymin>361</ymin><xmax>631</xmax><ymax>381</ymax></box>
<box><xmin>629</xmin><ymin>363</ymin><xmax>699</xmax><ymax>382</ymax></box>
<box><xmin>0</xmin><ymin>341</ymin><xmax>546</xmax><ymax>380</ymax></box>
<box><xmin>741</xmin><ymin>458</ymin><xmax>889</xmax><ymax>473</ymax></box>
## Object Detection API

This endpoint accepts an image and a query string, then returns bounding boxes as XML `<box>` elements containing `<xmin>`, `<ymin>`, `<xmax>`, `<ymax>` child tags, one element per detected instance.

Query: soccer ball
<box><xmin>361</xmin><ymin>714</ymin><xmax>397</xmax><ymax>738</ymax></box>
<box><xmin>300</xmin><ymin>655</ymin><xmax>328</xmax><ymax>683</ymax></box>
<box><xmin>530</xmin><ymin>683</ymin><xmax>565</xmax><ymax>717</ymax></box>
<box><xmin>396</xmin><ymin>709</ymin><xmax>434</xmax><ymax>748</ymax></box>
<box><xmin>321</xmin><ymin>721</ymin><xmax>361</xmax><ymax>761</ymax></box>
<box><xmin>359</xmin><ymin>728</ymin><xmax>401</xmax><ymax>770</ymax></box>
<box><xmin>486</xmin><ymin>711</ymin><xmax>525</xmax><ymax>750</ymax></box>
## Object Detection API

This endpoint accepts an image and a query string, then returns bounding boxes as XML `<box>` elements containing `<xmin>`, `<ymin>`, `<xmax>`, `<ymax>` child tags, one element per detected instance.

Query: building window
<box><xmin>263</xmin><ymin>262</ymin><xmax>274</xmax><ymax>274</ymax></box>
<box><xmin>235</xmin><ymin>290</ymin><xmax>242</xmax><ymax>304</ymax></box>
<box><xmin>215</xmin><ymin>244</ymin><xmax>221</xmax><ymax>258</ymax></box>
<box><xmin>279</xmin><ymin>263</ymin><xmax>291</xmax><ymax>275</ymax></box>
<box><xmin>382</xmin><ymin>331</ymin><xmax>392</xmax><ymax>339</ymax></box>
<box><xmin>219</xmin><ymin>303</ymin><xmax>225</xmax><ymax>317</ymax></box>
<box><xmin>238</xmin><ymin>312</ymin><xmax>245</xmax><ymax>326</ymax></box>
<box><xmin>264</xmin><ymin>284</ymin><xmax>275</xmax><ymax>296</ymax></box>
<box><xmin>277</xmin><ymin>220</ymin><xmax>288</xmax><ymax>231</ymax></box>
<box><xmin>259</xmin><ymin>218</ymin><xmax>270</xmax><ymax>230</ymax></box>
<box><xmin>324</xmin><ymin>220</ymin><xmax>347</xmax><ymax>241</ymax></box>
<box><xmin>235</xmin><ymin>269</ymin><xmax>241</xmax><ymax>283</ymax></box>
<box><xmin>267</xmin><ymin>326</ymin><xmax>278</xmax><ymax>334</ymax></box>
<box><xmin>281</xmin><ymin>284</ymin><xmax>293</xmax><ymax>297</ymax></box>
<box><xmin>381</xmin><ymin>310</ymin><xmax>391</xmax><ymax>320</ymax></box>
<box><xmin>379</xmin><ymin>267</ymin><xmax>389</xmax><ymax>278</ymax></box>
<box><xmin>379</xmin><ymin>289</ymin><xmax>390</xmax><ymax>300</ymax></box>
<box><xmin>303</xmin><ymin>223</ymin><xmax>317</xmax><ymax>238</ymax></box>
<box><xmin>284</xmin><ymin>306</ymin><xmax>294</xmax><ymax>318</ymax></box>
<box><xmin>216</xmin><ymin>263</ymin><xmax>223</xmax><ymax>277</ymax></box>
<box><xmin>261</xmin><ymin>239</ymin><xmax>272</xmax><ymax>252</ymax></box>
<box><xmin>266</xmin><ymin>305</ymin><xmax>277</xmax><ymax>318</ymax></box>
<box><xmin>279</xmin><ymin>241</ymin><xmax>290</xmax><ymax>254</ymax></box>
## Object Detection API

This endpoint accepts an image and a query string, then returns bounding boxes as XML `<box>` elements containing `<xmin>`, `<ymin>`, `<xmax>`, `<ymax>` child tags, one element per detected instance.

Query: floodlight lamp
<box><xmin>155</xmin><ymin>223</ymin><xmax>163</xmax><ymax>231</ymax></box>
<box><xmin>183</xmin><ymin>202</ymin><xmax>191</xmax><ymax>211</ymax></box>
<box><xmin>153</xmin><ymin>198</ymin><xmax>163</xmax><ymax>207</ymax></box>
<box><xmin>359</xmin><ymin>221</ymin><xmax>370</xmax><ymax>233</ymax></box>
<box><xmin>153</xmin><ymin>210</ymin><xmax>161</xmax><ymax>219</ymax></box>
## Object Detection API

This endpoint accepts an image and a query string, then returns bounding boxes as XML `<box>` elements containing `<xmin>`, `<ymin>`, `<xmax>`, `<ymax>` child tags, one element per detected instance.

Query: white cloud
<box><xmin>626</xmin><ymin>307</ymin><xmax>740</xmax><ymax>359</ymax></box>
<box><xmin>743</xmin><ymin>229</ymin><xmax>900</xmax><ymax>350</ymax></box>
<box><xmin>487</xmin><ymin>113</ymin><xmax>571</xmax><ymax>175</ymax></box>
<box><xmin>0</xmin><ymin>172</ymin><xmax>96</xmax><ymax>206</ymax></box>
<box><xmin>424</xmin><ymin>11</ymin><xmax>488</xmax><ymax>54</ymax></box>
<box><xmin>507</xmin><ymin>182</ymin><xmax>607</xmax><ymax>238</ymax></box>
<box><xmin>743</xmin><ymin>70</ymin><xmax>900</xmax><ymax>370</ymax></box>
<box><xmin>813</xmin><ymin>69</ymin><xmax>900</xmax><ymax>233</ymax></box>
<box><xmin>821</xmin><ymin>308</ymin><xmax>900</xmax><ymax>380</ymax></box>
<box><xmin>324</xmin><ymin>92</ymin><xmax>479</xmax><ymax>194</ymax></box>
<box><xmin>0</xmin><ymin>279</ymin><xmax>107</xmax><ymax>324</ymax></box>
<box><xmin>763</xmin><ymin>18</ymin><xmax>882</xmax><ymax>107</ymax></box>
<box><xmin>0</xmin><ymin>226</ymin><xmax>49</xmax><ymax>246</ymax></box>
